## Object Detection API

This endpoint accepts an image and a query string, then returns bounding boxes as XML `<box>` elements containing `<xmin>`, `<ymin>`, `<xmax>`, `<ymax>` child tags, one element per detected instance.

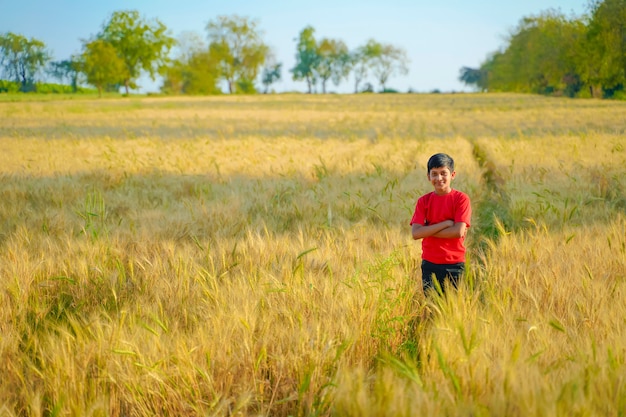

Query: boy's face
<box><xmin>428</xmin><ymin>166</ymin><xmax>455</xmax><ymax>195</ymax></box>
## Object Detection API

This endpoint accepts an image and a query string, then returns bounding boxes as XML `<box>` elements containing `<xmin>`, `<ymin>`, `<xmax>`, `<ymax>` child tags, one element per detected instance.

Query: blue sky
<box><xmin>1</xmin><ymin>0</ymin><xmax>588</xmax><ymax>93</ymax></box>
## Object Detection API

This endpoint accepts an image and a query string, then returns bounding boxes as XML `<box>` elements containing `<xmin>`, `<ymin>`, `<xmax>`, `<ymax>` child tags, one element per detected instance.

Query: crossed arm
<box><xmin>412</xmin><ymin>220</ymin><xmax>467</xmax><ymax>240</ymax></box>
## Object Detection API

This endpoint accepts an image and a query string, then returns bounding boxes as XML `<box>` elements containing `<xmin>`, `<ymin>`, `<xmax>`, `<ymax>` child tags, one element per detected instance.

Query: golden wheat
<box><xmin>0</xmin><ymin>93</ymin><xmax>624</xmax><ymax>416</ymax></box>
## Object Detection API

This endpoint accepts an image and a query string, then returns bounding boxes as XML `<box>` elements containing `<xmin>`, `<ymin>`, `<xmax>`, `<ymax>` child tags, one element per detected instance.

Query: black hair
<box><xmin>427</xmin><ymin>153</ymin><xmax>455</xmax><ymax>175</ymax></box>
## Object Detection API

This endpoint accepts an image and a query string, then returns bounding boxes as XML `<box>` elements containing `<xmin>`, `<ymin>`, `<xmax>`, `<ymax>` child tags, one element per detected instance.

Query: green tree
<box><xmin>206</xmin><ymin>15</ymin><xmax>269</xmax><ymax>94</ymax></box>
<box><xmin>97</xmin><ymin>10</ymin><xmax>175</xmax><ymax>94</ymax></box>
<box><xmin>291</xmin><ymin>26</ymin><xmax>319</xmax><ymax>94</ymax></box>
<box><xmin>458</xmin><ymin>66</ymin><xmax>488</xmax><ymax>91</ymax></box>
<box><xmin>48</xmin><ymin>56</ymin><xmax>82</xmax><ymax>92</ymax></box>
<box><xmin>82</xmin><ymin>40</ymin><xmax>128</xmax><ymax>97</ymax></box>
<box><xmin>186</xmin><ymin>51</ymin><xmax>221</xmax><ymax>95</ymax></box>
<box><xmin>161</xmin><ymin>60</ymin><xmax>185</xmax><ymax>94</ymax></box>
<box><xmin>538</xmin><ymin>14</ymin><xmax>586</xmax><ymax>96</ymax></box>
<box><xmin>161</xmin><ymin>31</ymin><xmax>221</xmax><ymax>95</ymax></box>
<box><xmin>367</xmin><ymin>40</ymin><xmax>409</xmax><ymax>91</ymax></box>
<box><xmin>185</xmin><ymin>51</ymin><xmax>221</xmax><ymax>95</ymax></box>
<box><xmin>479</xmin><ymin>11</ymin><xmax>586</xmax><ymax>96</ymax></box>
<box><xmin>497</xmin><ymin>22</ymin><xmax>535</xmax><ymax>92</ymax></box>
<box><xmin>584</xmin><ymin>0</ymin><xmax>626</xmax><ymax>96</ymax></box>
<box><xmin>0</xmin><ymin>32</ymin><xmax>50</xmax><ymax>92</ymax></box>
<box><xmin>261</xmin><ymin>61</ymin><xmax>282</xmax><ymax>94</ymax></box>
<box><xmin>575</xmin><ymin>24</ymin><xmax>604</xmax><ymax>97</ymax></box>
<box><xmin>523</xmin><ymin>13</ymin><xmax>584</xmax><ymax>94</ymax></box>
<box><xmin>315</xmin><ymin>38</ymin><xmax>350</xmax><ymax>93</ymax></box>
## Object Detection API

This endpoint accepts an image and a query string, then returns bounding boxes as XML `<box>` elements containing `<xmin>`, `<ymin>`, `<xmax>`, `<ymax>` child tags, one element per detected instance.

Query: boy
<box><xmin>410</xmin><ymin>153</ymin><xmax>472</xmax><ymax>294</ymax></box>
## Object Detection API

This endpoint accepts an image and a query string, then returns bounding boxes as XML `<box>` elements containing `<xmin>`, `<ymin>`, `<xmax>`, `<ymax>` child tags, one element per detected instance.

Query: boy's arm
<box><xmin>431</xmin><ymin>222</ymin><xmax>467</xmax><ymax>239</ymax></box>
<box><xmin>412</xmin><ymin>220</ymin><xmax>454</xmax><ymax>240</ymax></box>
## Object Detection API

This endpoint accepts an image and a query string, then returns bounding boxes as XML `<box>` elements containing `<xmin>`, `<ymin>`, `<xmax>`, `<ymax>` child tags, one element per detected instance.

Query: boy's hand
<box><xmin>412</xmin><ymin>219</ymin><xmax>456</xmax><ymax>240</ymax></box>
<box><xmin>434</xmin><ymin>221</ymin><xmax>467</xmax><ymax>239</ymax></box>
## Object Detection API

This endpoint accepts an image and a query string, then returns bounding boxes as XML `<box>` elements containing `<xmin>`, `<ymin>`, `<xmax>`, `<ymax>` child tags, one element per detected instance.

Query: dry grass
<box><xmin>0</xmin><ymin>93</ymin><xmax>624</xmax><ymax>416</ymax></box>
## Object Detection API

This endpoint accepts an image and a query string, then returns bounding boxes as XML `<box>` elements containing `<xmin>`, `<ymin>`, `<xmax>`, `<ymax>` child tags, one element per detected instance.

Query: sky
<box><xmin>1</xmin><ymin>0</ymin><xmax>588</xmax><ymax>93</ymax></box>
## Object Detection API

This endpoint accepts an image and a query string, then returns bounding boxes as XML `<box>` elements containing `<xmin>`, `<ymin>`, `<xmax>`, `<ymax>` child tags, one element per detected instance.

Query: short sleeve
<box><xmin>455</xmin><ymin>192</ymin><xmax>472</xmax><ymax>227</ymax></box>
<box><xmin>410</xmin><ymin>197</ymin><xmax>426</xmax><ymax>225</ymax></box>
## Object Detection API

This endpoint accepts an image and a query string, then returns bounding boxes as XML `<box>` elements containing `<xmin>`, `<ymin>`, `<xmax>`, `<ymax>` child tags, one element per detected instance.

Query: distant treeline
<box><xmin>460</xmin><ymin>0</ymin><xmax>626</xmax><ymax>98</ymax></box>
<box><xmin>0</xmin><ymin>11</ymin><xmax>409</xmax><ymax>96</ymax></box>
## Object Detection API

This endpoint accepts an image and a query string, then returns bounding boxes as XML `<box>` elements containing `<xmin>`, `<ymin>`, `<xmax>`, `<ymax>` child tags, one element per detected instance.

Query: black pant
<box><xmin>421</xmin><ymin>260</ymin><xmax>465</xmax><ymax>294</ymax></box>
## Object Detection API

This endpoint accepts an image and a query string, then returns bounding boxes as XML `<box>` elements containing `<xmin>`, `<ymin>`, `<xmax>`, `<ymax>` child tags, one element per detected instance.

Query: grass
<box><xmin>0</xmin><ymin>93</ymin><xmax>624</xmax><ymax>416</ymax></box>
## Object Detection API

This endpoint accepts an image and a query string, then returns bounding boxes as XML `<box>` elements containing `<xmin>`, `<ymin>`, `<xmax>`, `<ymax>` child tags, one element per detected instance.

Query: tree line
<box><xmin>459</xmin><ymin>0</ymin><xmax>626</xmax><ymax>98</ymax></box>
<box><xmin>0</xmin><ymin>11</ymin><xmax>409</xmax><ymax>96</ymax></box>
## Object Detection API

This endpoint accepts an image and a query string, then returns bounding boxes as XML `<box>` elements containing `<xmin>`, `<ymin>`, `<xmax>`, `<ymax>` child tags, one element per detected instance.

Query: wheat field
<box><xmin>0</xmin><ymin>93</ymin><xmax>624</xmax><ymax>416</ymax></box>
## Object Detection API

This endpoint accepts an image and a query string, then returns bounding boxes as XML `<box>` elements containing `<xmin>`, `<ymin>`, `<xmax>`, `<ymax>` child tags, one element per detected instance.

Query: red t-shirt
<box><xmin>410</xmin><ymin>189</ymin><xmax>472</xmax><ymax>264</ymax></box>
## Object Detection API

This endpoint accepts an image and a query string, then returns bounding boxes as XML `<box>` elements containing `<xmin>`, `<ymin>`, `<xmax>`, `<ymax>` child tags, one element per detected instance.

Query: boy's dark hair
<box><xmin>427</xmin><ymin>153</ymin><xmax>455</xmax><ymax>174</ymax></box>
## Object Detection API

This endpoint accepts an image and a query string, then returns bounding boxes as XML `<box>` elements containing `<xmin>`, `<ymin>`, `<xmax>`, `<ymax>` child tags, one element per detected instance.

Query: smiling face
<box><xmin>428</xmin><ymin>166</ymin><xmax>456</xmax><ymax>195</ymax></box>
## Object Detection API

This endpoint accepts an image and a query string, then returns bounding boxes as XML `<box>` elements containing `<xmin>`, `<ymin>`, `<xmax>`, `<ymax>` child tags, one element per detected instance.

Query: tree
<box><xmin>467</xmin><ymin>3</ymin><xmax>626</xmax><ymax>98</ymax></box>
<box><xmin>315</xmin><ymin>38</ymin><xmax>350</xmax><ymax>93</ymax></box>
<box><xmin>175</xmin><ymin>31</ymin><xmax>206</xmax><ymax>62</ymax></box>
<box><xmin>48</xmin><ymin>56</ymin><xmax>82</xmax><ymax>92</ymax></box>
<box><xmin>97</xmin><ymin>10</ymin><xmax>175</xmax><ymax>94</ymax></box>
<box><xmin>261</xmin><ymin>61</ymin><xmax>282</xmax><ymax>93</ymax></box>
<box><xmin>206</xmin><ymin>15</ymin><xmax>269</xmax><ymax>94</ymax></box>
<box><xmin>510</xmin><ymin>13</ymin><xmax>582</xmax><ymax>94</ymax></box>
<box><xmin>351</xmin><ymin>41</ymin><xmax>378</xmax><ymax>93</ymax></box>
<box><xmin>292</xmin><ymin>26</ymin><xmax>319</xmax><ymax>93</ymax></box>
<box><xmin>367</xmin><ymin>40</ymin><xmax>409</xmax><ymax>91</ymax></box>
<box><xmin>161</xmin><ymin>60</ymin><xmax>185</xmax><ymax>94</ymax></box>
<box><xmin>584</xmin><ymin>0</ymin><xmax>626</xmax><ymax>96</ymax></box>
<box><xmin>82</xmin><ymin>40</ymin><xmax>128</xmax><ymax>97</ymax></box>
<box><xmin>161</xmin><ymin>31</ymin><xmax>221</xmax><ymax>95</ymax></box>
<box><xmin>477</xmin><ymin>11</ymin><xmax>586</xmax><ymax>96</ymax></box>
<box><xmin>459</xmin><ymin>66</ymin><xmax>488</xmax><ymax>91</ymax></box>
<box><xmin>162</xmin><ymin>50</ymin><xmax>221</xmax><ymax>95</ymax></box>
<box><xmin>533</xmin><ymin>13</ymin><xmax>586</xmax><ymax>96</ymax></box>
<box><xmin>0</xmin><ymin>32</ymin><xmax>50</xmax><ymax>92</ymax></box>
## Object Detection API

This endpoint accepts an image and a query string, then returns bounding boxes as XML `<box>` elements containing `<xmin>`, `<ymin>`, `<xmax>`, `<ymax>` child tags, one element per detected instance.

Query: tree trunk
<box><xmin>19</xmin><ymin>65</ymin><xmax>27</xmax><ymax>91</ymax></box>
<box><xmin>124</xmin><ymin>79</ymin><xmax>130</xmax><ymax>95</ymax></box>
<box><xmin>590</xmin><ymin>85</ymin><xmax>602</xmax><ymax>98</ymax></box>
